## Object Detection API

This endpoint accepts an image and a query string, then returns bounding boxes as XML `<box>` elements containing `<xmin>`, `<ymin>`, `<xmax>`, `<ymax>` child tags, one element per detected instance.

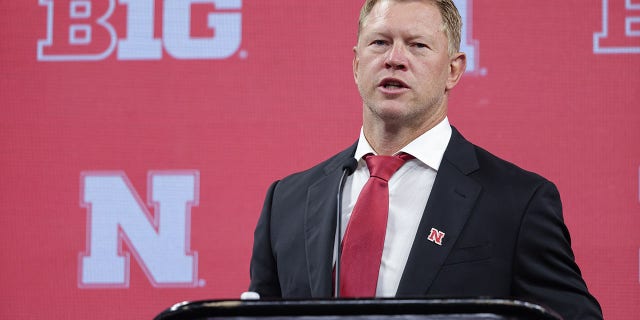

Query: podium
<box><xmin>154</xmin><ymin>298</ymin><xmax>563</xmax><ymax>320</ymax></box>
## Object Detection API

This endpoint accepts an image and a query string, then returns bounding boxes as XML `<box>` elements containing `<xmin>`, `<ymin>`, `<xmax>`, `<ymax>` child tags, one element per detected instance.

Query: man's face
<box><xmin>354</xmin><ymin>0</ymin><xmax>465</xmax><ymax>130</ymax></box>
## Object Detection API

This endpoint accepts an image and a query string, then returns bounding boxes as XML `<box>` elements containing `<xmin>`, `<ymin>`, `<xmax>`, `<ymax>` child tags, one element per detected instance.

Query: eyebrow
<box><xmin>364</xmin><ymin>30</ymin><xmax>433</xmax><ymax>43</ymax></box>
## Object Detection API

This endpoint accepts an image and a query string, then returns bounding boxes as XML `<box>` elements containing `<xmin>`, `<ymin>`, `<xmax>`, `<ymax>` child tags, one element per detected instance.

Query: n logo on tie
<box><xmin>427</xmin><ymin>228</ymin><xmax>445</xmax><ymax>246</ymax></box>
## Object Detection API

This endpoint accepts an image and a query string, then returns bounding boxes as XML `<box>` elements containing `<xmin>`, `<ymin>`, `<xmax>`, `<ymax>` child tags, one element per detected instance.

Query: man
<box><xmin>249</xmin><ymin>0</ymin><xmax>603</xmax><ymax>319</ymax></box>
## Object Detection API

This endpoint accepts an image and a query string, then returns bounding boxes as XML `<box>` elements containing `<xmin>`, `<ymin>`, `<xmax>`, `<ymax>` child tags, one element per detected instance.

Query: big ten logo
<box><xmin>454</xmin><ymin>0</ymin><xmax>484</xmax><ymax>75</ymax></box>
<box><xmin>79</xmin><ymin>171</ymin><xmax>200</xmax><ymax>288</ymax></box>
<box><xmin>38</xmin><ymin>0</ymin><xmax>242</xmax><ymax>61</ymax></box>
<box><xmin>594</xmin><ymin>0</ymin><xmax>640</xmax><ymax>54</ymax></box>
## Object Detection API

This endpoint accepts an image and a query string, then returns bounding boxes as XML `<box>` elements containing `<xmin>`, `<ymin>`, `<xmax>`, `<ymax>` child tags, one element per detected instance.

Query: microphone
<box><xmin>334</xmin><ymin>157</ymin><xmax>358</xmax><ymax>298</ymax></box>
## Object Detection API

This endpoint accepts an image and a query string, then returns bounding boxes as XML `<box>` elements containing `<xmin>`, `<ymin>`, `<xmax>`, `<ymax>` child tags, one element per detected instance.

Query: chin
<box><xmin>370</xmin><ymin>104</ymin><xmax>415</xmax><ymax>123</ymax></box>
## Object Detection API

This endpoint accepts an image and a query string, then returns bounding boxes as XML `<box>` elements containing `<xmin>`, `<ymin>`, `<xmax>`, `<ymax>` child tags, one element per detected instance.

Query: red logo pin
<box><xmin>427</xmin><ymin>228</ymin><xmax>445</xmax><ymax>245</ymax></box>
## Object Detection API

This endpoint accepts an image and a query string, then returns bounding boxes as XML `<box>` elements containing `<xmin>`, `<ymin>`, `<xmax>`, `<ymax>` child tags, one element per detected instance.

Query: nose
<box><xmin>385</xmin><ymin>43</ymin><xmax>407</xmax><ymax>70</ymax></box>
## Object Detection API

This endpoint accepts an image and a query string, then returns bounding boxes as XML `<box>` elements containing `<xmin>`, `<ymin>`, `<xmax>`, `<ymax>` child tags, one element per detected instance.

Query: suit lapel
<box><xmin>304</xmin><ymin>144</ymin><xmax>357</xmax><ymax>297</ymax></box>
<box><xmin>396</xmin><ymin>127</ymin><xmax>482</xmax><ymax>296</ymax></box>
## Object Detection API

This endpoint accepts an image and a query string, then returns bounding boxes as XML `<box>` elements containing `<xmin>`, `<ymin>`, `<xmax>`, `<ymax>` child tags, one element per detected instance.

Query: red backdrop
<box><xmin>1</xmin><ymin>0</ymin><xmax>639</xmax><ymax>319</ymax></box>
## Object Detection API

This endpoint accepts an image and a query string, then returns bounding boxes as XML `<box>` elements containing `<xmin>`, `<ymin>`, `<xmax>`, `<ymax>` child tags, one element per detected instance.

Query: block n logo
<box><xmin>455</xmin><ymin>0</ymin><xmax>483</xmax><ymax>74</ymax></box>
<box><xmin>427</xmin><ymin>228</ymin><xmax>445</xmax><ymax>246</ymax></box>
<box><xmin>79</xmin><ymin>171</ymin><xmax>199</xmax><ymax>288</ymax></box>
<box><xmin>594</xmin><ymin>0</ymin><xmax>640</xmax><ymax>54</ymax></box>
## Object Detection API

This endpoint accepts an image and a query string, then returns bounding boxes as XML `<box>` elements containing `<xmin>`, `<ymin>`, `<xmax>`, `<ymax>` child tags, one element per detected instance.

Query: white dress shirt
<box><xmin>340</xmin><ymin>117</ymin><xmax>452</xmax><ymax>297</ymax></box>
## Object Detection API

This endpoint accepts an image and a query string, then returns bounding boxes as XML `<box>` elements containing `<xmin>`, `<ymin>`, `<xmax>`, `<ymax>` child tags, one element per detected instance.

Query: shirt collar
<box><xmin>354</xmin><ymin>117</ymin><xmax>452</xmax><ymax>171</ymax></box>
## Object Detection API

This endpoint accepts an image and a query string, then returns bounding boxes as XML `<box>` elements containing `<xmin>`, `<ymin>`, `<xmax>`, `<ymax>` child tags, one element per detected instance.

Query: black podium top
<box><xmin>154</xmin><ymin>298</ymin><xmax>562</xmax><ymax>320</ymax></box>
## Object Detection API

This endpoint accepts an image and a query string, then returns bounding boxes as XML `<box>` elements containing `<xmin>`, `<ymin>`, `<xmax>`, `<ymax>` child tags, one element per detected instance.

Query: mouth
<box><xmin>378</xmin><ymin>78</ymin><xmax>409</xmax><ymax>90</ymax></box>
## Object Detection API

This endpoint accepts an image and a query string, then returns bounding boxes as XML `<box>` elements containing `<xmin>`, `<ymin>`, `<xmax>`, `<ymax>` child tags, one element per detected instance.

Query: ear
<box><xmin>445</xmin><ymin>52</ymin><xmax>466</xmax><ymax>91</ymax></box>
<box><xmin>353</xmin><ymin>46</ymin><xmax>359</xmax><ymax>84</ymax></box>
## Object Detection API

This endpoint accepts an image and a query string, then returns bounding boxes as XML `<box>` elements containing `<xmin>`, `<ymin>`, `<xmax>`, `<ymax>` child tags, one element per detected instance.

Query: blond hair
<box><xmin>357</xmin><ymin>0</ymin><xmax>462</xmax><ymax>56</ymax></box>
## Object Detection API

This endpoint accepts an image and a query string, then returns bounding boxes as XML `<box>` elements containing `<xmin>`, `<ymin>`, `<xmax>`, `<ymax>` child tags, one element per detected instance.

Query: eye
<box><xmin>412</xmin><ymin>42</ymin><xmax>428</xmax><ymax>49</ymax></box>
<box><xmin>371</xmin><ymin>40</ymin><xmax>387</xmax><ymax>46</ymax></box>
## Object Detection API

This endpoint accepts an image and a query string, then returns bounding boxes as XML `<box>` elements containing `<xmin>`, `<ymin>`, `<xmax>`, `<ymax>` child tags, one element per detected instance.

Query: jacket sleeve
<box><xmin>248</xmin><ymin>181</ymin><xmax>282</xmax><ymax>297</ymax></box>
<box><xmin>512</xmin><ymin>181</ymin><xmax>603</xmax><ymax>320</ymax></box>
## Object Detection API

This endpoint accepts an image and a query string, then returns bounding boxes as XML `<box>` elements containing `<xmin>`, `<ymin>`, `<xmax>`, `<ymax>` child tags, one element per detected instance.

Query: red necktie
<box><xmin>339</xmin><ymin>153</ymin><xmax>412</xmax><ymax>297</ymax></box>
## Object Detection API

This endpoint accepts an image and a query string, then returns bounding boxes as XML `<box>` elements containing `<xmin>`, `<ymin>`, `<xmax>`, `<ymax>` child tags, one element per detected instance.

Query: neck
<box><xmin>363</xmin><ymin>109</ymin><xmax>447</xmax><ymax>156</ymax></box>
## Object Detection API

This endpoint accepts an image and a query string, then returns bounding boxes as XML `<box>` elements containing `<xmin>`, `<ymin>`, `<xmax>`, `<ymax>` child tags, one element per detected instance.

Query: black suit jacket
<box><xmin>249</xmin><ymin>127</ymin><xmax>602</xmax><ymax>320</ymax></box>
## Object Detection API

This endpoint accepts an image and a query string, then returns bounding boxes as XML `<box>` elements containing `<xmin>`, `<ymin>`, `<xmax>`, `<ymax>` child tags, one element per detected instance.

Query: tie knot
<box><xmin>364</xmin><ymin>153</ymin><xmax>413</xmax><ymax>181</ymax></box>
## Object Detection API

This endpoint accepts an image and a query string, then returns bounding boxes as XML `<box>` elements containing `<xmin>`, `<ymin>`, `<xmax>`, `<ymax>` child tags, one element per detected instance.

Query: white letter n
<box><xmin>79</xmin><ymin>171</ymin><xmax>199</xmax><ymax>288</ymax></box>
